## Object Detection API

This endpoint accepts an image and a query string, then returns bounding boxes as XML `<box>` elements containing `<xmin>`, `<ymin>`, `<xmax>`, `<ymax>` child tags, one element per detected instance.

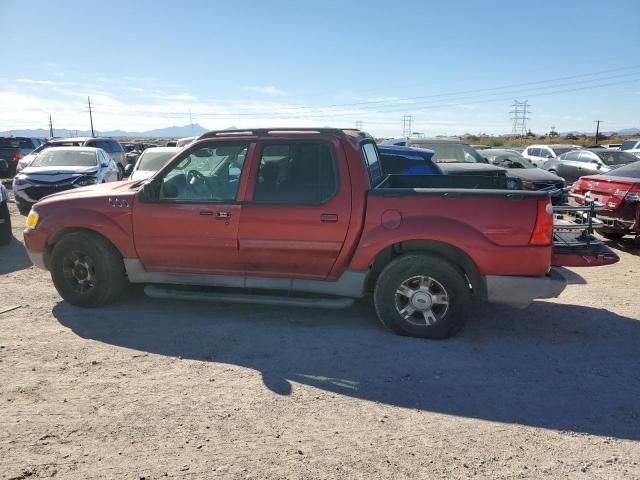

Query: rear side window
<box><xmin>620</xmin><ymin>140</ymin><xmax>639</xmax><ymax>151</ymax></box>
<box><xmin>528</xmin><ymin>148</ymin><xmax>541</xmax><ymax>157</ymax></box>
<box><xmin>362</xmin><ymin>142</ymin><xmax>383</xmax><ymax>186</ymax></box>
<box><xmin>564</xmin><ymin>151</ymin><xmax>581</xmax><ymax>161</ymax></box>
<box><xmin>253</xmin><ymin>142</ymin><xmax>337</xmax><ymax>205</ymax></box>
<box><xmin>96</xmin><ymin>140</ymin><xmax>112</xmax><ymax>152</ymax></box>
<box><xmin>109</xmin><ymin>140</ymin><xmax>123</xmax><ymax>152</ymax></box>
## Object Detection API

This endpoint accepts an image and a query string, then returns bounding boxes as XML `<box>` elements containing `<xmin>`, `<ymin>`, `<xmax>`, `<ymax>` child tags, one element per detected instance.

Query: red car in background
<box><xmin>571</xmin><ymin>161</ymin><xmax>640</xmax><ymax>239</ymax></box>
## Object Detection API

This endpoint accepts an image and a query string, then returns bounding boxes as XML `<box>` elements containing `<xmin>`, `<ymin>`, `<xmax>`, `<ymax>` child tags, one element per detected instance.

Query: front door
<box><xmin>132</xmin><ymin>141</ymin><xmax>251</xmax><ymax>274</ymax></box>
<box><xmin>238</xmin><ymin>140</ymin><xmax>351</xmax><ymax>280</ymax></box>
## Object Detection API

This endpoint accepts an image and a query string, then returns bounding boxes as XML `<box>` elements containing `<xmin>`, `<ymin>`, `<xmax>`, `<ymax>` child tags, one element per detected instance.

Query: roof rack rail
<box><xmin>198</xmin><ymin>127</ymin><xmax>359</xmax><ymax>139</ymax></box>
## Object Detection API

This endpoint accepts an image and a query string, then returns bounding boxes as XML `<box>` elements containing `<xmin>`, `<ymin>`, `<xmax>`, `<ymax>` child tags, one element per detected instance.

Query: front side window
<box><xmin>253</xmin><ymin>142</ymin><xmax>337</xmax><ymax>204</ymax></box>
<box><xmin>159</xmin><ymin>142</ymin><xmax>248</xmax><ymax>202</ymax></box>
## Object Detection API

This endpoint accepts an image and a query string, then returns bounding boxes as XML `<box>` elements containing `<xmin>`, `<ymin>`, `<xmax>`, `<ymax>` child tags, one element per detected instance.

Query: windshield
<box><xmin>595</xmin><ymin>151</ymin><xmax>638</xmax><ymax>166</ymax></box>
<box><xmin>136</xmin><ymin>151</ymin><xmax>177</xmax><ymax>171</ymax></box>
<box><xmin>550</xmin><ymin>147</ymin><xmax>575</xmax><ymax>156</ymax></box>
<box><xmin>486</xmin><ymin>152</ymin><xmax>535</xmax><ymax>169</ymax></box>
<box><xmin>417</xmin><ymin>143</ymin><xmax>484</xmax><ymax>163</ymax></box>
<box><xmin>30</xmin><ymin>143</ymin><xmax>51</xmax><ymax>155</ymax></box>
<box><xmin>603</xmin><ymin>161</ymin><xmax>640</xmax><ymax>179</ymax></box>
<box><xmin>30</xmin><ymin>149</ymin><xmax>97</xmax><ymax>167</ymax></box>
<box><xmin>0</xmin><ymin>137</ymin><xmax>34</xmax><ymax>149</ymax></box>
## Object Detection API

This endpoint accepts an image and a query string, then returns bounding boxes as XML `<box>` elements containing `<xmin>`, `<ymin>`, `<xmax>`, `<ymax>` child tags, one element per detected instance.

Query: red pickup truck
<box><xmin>23</xmin><ymin>128</ymin><xmax>618</xmax><ymax>338</ymax></box>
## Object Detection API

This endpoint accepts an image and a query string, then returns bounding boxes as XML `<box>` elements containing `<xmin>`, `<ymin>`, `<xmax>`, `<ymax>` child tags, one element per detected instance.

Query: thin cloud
<box><xmin>244</xmin><ymin>85</ymin><xmax>287</xmax><ymax>96</ymax></box>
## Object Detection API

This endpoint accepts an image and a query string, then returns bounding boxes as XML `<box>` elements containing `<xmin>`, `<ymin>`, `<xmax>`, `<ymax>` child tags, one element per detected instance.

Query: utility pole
<box><xmin>594</xmin><ymin>120</ymin><xmax>603</xmax><ymax>144</ymax></box>
<box><xmin>48</xmin><ymin>114</ymin><xmax>54</xmax><ymax>137</ymax></box>
<box><xmin>87</xmin><ymin>96</ymin><xmax>95</xmax><ymax>137</ymax></box>
<box><xmin>402</xmin><ymin>115</ymin><xmax>413</xmax><ymax>141</ymax></box>
<box><xmin>510</xmin><ymin>100</ymin><xmax>530</xmax><ymax>137</ymax></box>
<box><xmin>355</xmin><ymin>120</ymin><xmax>363</xmax><ymax>130</ymax></box>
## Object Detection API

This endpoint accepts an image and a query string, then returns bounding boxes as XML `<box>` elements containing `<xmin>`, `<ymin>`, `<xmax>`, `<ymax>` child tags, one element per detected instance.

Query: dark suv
<box><xmin>0</xmin><ymin>137</ymin><xmax>44</xmax><ymax>177</ymax></box>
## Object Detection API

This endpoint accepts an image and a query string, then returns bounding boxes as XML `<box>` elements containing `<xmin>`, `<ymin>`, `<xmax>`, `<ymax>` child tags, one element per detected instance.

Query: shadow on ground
<box><xmin>0</xmin><ymin>234</ymin><xmax>31</xmax><ymax>274</ymax></box>
<box><xmin>53</xmin><ymin>293</ymin><xmax>640</xmax><ymax>441</ymax></box>
<box><xmin>603</xmin><ymin>236</ymin><xmax>640</xmax><ymax>257</ymax></box>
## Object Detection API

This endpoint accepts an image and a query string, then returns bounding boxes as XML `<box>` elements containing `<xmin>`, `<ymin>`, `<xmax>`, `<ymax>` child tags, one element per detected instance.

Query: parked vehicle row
<box><xmin>0</xmin><ymin>137</ymin><xmax>45</xmax><ymax>177</ymax></box>
<box><xmin>22</xmin><ymin>128</ymin><xmax>618</xmax><ymax>340</ymax></box>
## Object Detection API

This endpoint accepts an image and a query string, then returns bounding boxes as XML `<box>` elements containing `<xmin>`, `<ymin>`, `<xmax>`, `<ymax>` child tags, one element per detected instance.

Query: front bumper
<box><xmin>485</xmin><ymin>268</ymin><xmax>567</xmax><ymax>308</ymax></box>
<box><xmin>26</xmin><ymin>249</ymin><xmax>47</xmax><ymax>270</ymax></box>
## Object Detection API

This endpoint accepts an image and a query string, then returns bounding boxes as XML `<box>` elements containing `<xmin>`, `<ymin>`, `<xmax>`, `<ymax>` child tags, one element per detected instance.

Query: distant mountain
<box><xmin>560</xmin><ymin>127</ymin><xmax>640</xmax><ymax>137</ymax></box>
<box><xmin>0</xmin><ymin>123</ymin><xmax>209</xmax><ymax>138</ymax></box>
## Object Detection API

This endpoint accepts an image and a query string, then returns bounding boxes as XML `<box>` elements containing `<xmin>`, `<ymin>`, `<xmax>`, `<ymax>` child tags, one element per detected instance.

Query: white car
<box><xmin>128</xmin><ymin>146</ymin><xmax>181</xmax><ymax>181</ymax></box>
<box><xmin>522</xmin><ymin>144</ymin><xmax>580</xmax><ymax>168</ymax></box>
<box><xmin>13</xmin><ymin>147</ymin><xmax>119</xmax><ymax>215</ymax></box>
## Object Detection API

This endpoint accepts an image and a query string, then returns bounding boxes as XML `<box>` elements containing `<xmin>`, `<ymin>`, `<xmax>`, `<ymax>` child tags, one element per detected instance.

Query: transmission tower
<box><xmin>355</xmin><ymin>120</ymin><xmax>363</xmax><ymax>130</ymax></box>
<box><xmin>402</xmin><ymin>115</ymin><xmax>413</xmax><ymax>139</ymax></box>
<box><xmin>510</xmin><ymin>100</ymin><xmax>530</xmax><ymax>136</ymax></box>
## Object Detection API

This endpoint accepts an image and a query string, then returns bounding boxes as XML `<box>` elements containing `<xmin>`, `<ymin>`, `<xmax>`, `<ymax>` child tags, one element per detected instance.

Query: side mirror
<box><xmin>546</xmin><ymin>154</ymin><xmax>554</xmax><ymax>159</ymax></box>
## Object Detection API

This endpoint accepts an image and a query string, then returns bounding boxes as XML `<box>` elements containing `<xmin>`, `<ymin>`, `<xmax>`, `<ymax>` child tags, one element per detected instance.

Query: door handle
<box><xmin>321</xmin><ymin>213</ymin><xmax>338</xmax><ymax>223</ymax></box>
<box><xmin>199</xmin><ymin>210</ymin><xmax>213</xmax><ymax>216</ymax></box>
<box><xmin>216</xmin><ymin>211</ymin><xmax>231</xmax><ymax>219</ymax></box>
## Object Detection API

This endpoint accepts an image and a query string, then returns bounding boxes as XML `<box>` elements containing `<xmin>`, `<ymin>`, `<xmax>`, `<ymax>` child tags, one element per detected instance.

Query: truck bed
<box><xmin>374</xmin><ymin>174</ymin><xmax>528</xmax><ymax>193</ymax></box>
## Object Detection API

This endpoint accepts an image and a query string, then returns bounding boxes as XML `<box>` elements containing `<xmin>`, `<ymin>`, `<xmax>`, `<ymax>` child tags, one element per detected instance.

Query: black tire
<box><xmin>0</xmin><ymin>201</ymin><xmax>11</xmax><ymax>246</ymax></box>
<box><xmin>17</xmin><ymin>202</ymin><xmax>31</xmax><ymax>216</ymax></box>
<box><xmin>50</xmin><ymin>231</ymin><xmax>126</xmax><ymax>307</ymax></box>
<box><xmin>373</xmin><ymin>254</ymin><xmax>471</xmax><ymax>339</ymax></box>
<box><xmin>600</xmin><ymin>230</ymin><xmax>625</xmax><ymax>240</ymax></box>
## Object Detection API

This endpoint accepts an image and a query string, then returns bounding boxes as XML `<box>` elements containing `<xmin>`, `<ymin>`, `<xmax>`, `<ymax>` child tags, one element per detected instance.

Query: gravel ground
<box><xmin>1</xmin><ymin>196</ymin><xmax>639</xmax><ymax>479</ymax></box>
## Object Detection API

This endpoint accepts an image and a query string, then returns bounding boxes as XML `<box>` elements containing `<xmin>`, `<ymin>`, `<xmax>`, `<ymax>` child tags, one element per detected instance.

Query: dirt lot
<box><xmin>1</xmin><ymin>197</ymin><xmax>639</xmax><ymax>480</ymax></box>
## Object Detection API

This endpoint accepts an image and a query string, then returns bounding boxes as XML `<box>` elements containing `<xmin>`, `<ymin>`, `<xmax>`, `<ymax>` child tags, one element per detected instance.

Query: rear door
<box><xmin>133</xmin><ymin>141</ymin><xmax>252</xmax><ymax>274</ymax></box>
<box><xmin>238</xmin><ymin>139</ymin><xmax>351</xmax><ymax>280</ymax></box>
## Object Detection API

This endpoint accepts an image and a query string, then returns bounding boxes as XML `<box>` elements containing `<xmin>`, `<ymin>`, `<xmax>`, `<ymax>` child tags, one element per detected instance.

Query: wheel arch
<box><xmin>366</xmin><ymin>240</ymin><xmax>487</xmax><ymax>300</ymax></box>
<box><xmin>44</xmin><ymin>227</ymin><xmax>124</xmax><ymax>270</ymax></box>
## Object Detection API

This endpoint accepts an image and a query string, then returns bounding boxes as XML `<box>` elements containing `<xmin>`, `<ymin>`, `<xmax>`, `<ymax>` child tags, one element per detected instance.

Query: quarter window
<box><xmin>253</xmin><ymin>142</ymin><xmax>337</xmax><ymax>204</ymax></box>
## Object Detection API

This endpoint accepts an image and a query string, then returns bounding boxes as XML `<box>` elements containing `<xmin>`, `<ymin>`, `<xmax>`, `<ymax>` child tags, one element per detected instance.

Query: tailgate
<box><xmin>552</xmin><ymin>197</ymin><xmax>619</xmax><ymax>267</ymax></box>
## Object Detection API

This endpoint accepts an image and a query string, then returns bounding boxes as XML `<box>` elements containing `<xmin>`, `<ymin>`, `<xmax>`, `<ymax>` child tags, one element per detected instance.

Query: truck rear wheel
<box><xmin>373</xmin><ymin>254</ymin><xmax>471</xmax><ymax>339</ymax></box>
<box><xmin>50</xmin><ymin>231</ymin><xmax>126</xmax><ymax>307</ymax></box>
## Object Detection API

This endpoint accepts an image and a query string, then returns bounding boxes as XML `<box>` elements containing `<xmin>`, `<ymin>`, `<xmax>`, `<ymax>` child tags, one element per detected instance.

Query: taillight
<box><xmin>529</xmin><ymin>199</ymin><xmax>553</xmax><ymax>245</ymax></box>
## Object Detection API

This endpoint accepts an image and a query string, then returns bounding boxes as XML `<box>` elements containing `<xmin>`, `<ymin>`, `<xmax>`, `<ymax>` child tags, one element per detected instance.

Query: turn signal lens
<box><xmin>25</xmin><ymin>210</ymin><xmax>39</xmax><ymax>229</ymax></box>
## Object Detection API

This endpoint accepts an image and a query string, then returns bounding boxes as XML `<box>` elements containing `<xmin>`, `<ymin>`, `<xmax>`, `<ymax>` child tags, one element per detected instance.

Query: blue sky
<box><xmin>2</xmin><ymin>0</ymin><xmax>639</xmax><ymax>136</ymax></box>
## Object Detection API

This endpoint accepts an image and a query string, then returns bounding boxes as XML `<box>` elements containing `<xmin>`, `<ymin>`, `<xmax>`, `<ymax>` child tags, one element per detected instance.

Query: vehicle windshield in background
<box><xmin>29</xmin><ymin>143</ymin><xmax>51</xmax><ymax>155</ymax></box>
<box><xmin>594</xmin><ymin>151</ymin><xmax>638</xmax><ymax>166</ymax></box>
<box><xmin>550</xmin><ymin>147</ymin><xmax>575</xmax><ymax>156</ymax></box>
<box><xmin>0</xmin><ymin>137</ymin><xmax>34</xmax><ymax>148</ymax></box>
<box><xmin>137</xmin><ymin>151</ymin><xmax>178</xmax><ymax>171</ymax></box>
<box><xmin>30</xmin><ymin>150</ymin><xmax>97</xmax><ymax>167</ymax></box>
<box><xmin>603</xmin><ymin>161</ymin><xmax>640</xmax><ymax>178</ymax></box>
<box><xmin>421</xmin><ymin>144</ymin><xmax>484</xmax><ymax>163</ymax></box>
<box><xmin>486</xmin><ymin>153</ymin><xmax>535</xmax><ymax>169</ymax></box>
<box><xmin>620</xmin><ymin>140</ymin><xmax>638</xmax><ymax>151</ymax></box>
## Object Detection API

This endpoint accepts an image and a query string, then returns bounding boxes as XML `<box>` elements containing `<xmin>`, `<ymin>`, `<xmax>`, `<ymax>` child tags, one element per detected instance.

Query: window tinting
<box><xmin>109</xmin><ymin>140</ymin><xmax>123</xmax><ymax>152</ymax></box>
<box><xmin>96</xmin><ymin>140</ymin><xmax>112</xmax><ymax>152</ymax></box>
<box><xmin>620</xmin><ymin>140</ymin><xmax>639</xmax><ymax>151</ymax></box>
<box><xmin>603</xmin><ymin>161</ymin><xmax>640</xmax><ymax>178</ymax></box>
<box><xmin>253</xmin><ymin>142</ymin><xmax>337</xmax><ymax>204</ymax></box>
<box><xmin>594</xmin><ymin>151</ymin><xmax>638</xmax><ymax>165</ymax></box>
<box><xmin>362</xmin><ymin>142</ymin><xmax>382</xmax><ymax>185</ymax></box>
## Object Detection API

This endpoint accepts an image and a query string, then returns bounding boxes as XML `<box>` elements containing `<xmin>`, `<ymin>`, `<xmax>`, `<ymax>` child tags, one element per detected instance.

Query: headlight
<box><xmin>13</xmin><ymin>176</ymin><xmax>28</xmax><ymax>186</ymax></box>
<box><xmin>25</xmin><ymin>209</ymin><xmax>39</xmax><ymax>229</ymax></box>
<box><xmin>74</xmin><ymin>176</ymin><xmax>98</xmax><ymax>187</ymax></box>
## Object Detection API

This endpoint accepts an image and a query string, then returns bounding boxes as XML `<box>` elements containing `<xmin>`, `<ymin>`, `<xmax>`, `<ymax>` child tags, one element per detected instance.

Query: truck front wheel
<box><xmin>373</xmin><ymin>254</ymin><xmax>471</xmax><ymax>339</ymax></box>
<box><xmin>50</xmin><ymin>231</ymin><xmax>126</xmax><ymax>307</ymax></box>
